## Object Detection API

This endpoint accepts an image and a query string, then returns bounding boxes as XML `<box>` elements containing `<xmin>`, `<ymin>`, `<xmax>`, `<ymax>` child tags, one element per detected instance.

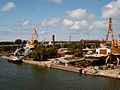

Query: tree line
<box><xmin>0</xmin><ymin>39</ymin><xmax>100</xmax><ymax>61</ymax></box>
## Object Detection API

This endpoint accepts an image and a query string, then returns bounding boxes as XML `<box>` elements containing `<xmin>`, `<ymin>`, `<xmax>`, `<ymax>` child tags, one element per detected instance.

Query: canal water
<box><xmin>0</xmin><ymin>59</ymin><xmax>120</xmax><ymax>90</ymax></box>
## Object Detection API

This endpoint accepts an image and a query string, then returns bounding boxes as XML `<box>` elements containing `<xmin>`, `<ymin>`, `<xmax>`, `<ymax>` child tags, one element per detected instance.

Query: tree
<box><xmin>15</xmin><ymin>39</ymin><xmax>22</xmax><ymax>44</ymax></box>
<box><xmin>63</xmin><ymin>42</ymin><xmax>84</xmax><ymax>55</ymax></box>
<box><xmin>46</xmin><ymin>47</ymin><xmax>57</xmax><ymax>58</ymax></box>
<box><xmin>22</xmin><ymin>40</ymin><xmax>27</xmax><ymax>44</ymax></box>
<box><xmin>28</xmin><ymin>45</ymin><xmax>58</xmax><ymax>61</ymax></box>
<box><xmin>2</xmin><ymin>46</ymin><xmax>16</xmax><ymax>52</ymax></box>
<box><xmin>29</xmin><ymin>45</ymin><xmax>47</xmax><ymax>61</ymax></box>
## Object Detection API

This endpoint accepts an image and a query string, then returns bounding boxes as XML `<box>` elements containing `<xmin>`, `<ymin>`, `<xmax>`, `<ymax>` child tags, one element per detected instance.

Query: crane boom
<box><xmin>32</xmin><ymin>27</ymin><xmax>38</xmax><ymax>42</ymax></box>
<box><xmin>26</xmin><ymin>27</ymin><xmax>38</xmax><ymax>49</ymax></box>
<box><xmin>104</xmin><ymin>17</ymin><xmax>116</xmax><ymax>47</ymax></box>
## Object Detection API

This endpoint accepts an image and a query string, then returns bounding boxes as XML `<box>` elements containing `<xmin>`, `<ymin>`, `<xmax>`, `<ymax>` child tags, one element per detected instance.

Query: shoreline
<box><xmin>1</xmin><ymin>55</ymin><xmax>120</xmax><ymax>79</ymax></box>
<box><xmin>22</xmin><ymin>59</ymin><xmax>120</xmax><ymax>79</ymax></box>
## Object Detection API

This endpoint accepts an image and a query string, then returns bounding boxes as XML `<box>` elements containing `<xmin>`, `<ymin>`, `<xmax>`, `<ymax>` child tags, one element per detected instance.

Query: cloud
<box><xmin>66</xmin><ymin>8</ymin><xmax>87</xmax><ymax>19</ymax></box>
<box><xmin>87</xmin><ymin>14</ymin><xmax>96</xmax><ymax>21</ymax></box>
<box><xmin>92</xmin><ymin>20</ymin><xmax>107</xmax><ymax>29</ymax></box>
<box><xmin>63</xmin><ymin>19</ymin><xmax>93</xmax><ymax>30</ymax></box>
<box><xmin>51</xmin><ymin>0</ymin><xmax>63</xmax><ymax>4</ymax></box>
<box><xmin>70</xmin><ymin>20</ymin><xmax>90</xmax><ymax>30</ymax></box>
<box><xmin>102</xmin><ymin>0</ymin><xmax>120</xmax><ymax>18</ymax></box>
<box><xmin>63</xmin><ymin>19</ymin><xmax>73</xmax><ymax>26</ymax></box>
<box><xmin>63</xmin><ymin>18</ymin><xmax>107</xmax><ymax>30</ymax></box>
<box><xmin>70</xmin><ymin>21</ymin><xmax>80</xmax><ymax>30</ymax></box>
<box><xmin>1</xmin><ymin>2</ymin><xmax>15</xmax><ymax>12</ymax></box>
<box><xmin>41</xmin><ymin>17</ymin><xmax>61</xmax><ymax>27</ymax></box>
<box><xmin>63</xmin><ymin>7</ymin><xmax>109</xmax><ymax>30</ymax></box>
<box><xmin>22</xmin><ymin>21</ymin><xmax>29</xmax><ymax>26</ymax></box>
<box><xmin>64</xmin><ymin>8</ymin><xmax>101</xmax><ymax>30</ymax></box>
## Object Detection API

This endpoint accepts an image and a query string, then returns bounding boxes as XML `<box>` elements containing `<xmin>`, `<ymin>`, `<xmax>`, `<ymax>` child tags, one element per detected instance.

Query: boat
<box><xmin>7</xmin><ymin>56</ymin><xmax>22</xmax><ymax>63</ymax></box>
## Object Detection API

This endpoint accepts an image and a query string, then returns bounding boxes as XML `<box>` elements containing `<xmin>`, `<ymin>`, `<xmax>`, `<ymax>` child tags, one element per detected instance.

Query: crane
<box><xmin>107</xmin><ymin>17</ymin><xmax>116</xmax><ymax>47</ymax></box>
<box><xmin>102</xmin><ymin>17</ymin><xmax>117</xmax><ymax>48</ymax></box>
<box><xmin>105</xmin><ymin>17</ymin><xmax>120</xmax><ymax>65</ymax></box>
<box><xmin>26</xmin><ymin>27</ymin><xmax>38</xmax><ymax>49</ymax></box>
<box><xmin>14</xmin><ymin>27</ymin><xmax>38</xmax><ymax>56</ymax></box>
<box><xmin>12</xmin><ymin>27</ymin><xmax>38</xmax><ymax>62</ymax></box>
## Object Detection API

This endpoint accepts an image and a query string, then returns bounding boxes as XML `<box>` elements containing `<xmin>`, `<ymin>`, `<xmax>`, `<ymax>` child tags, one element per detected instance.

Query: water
<box><xmin>0</xmin><ymin>59</ymin><xmax>120</xmax><ymax>90</ymax></box>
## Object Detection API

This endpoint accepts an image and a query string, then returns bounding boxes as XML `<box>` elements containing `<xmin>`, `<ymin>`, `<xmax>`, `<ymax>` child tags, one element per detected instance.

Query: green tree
<box><xmin>2</xmin><ymin>46</ymin><xmax>16</xmax><ymax>52</ymax></box>
<box><xmin>46</xmin><ymin>47</ymin><xmax>57</xmax><ymax>58</ymax></box>
<box><xmin>63</xmin><ymin>42</ymin><xmax>84</xmax><ymax>55</ymax></box>
<box><xmin>29</xmin><ymin>45</ymin><xmax>47</xmax><ymax>61</ymax></box>
<box><xmin>29</xmin><ymin>45</ymin><xmax>58</xmax><ymax>61</ymax></box>
<box><xmin>22</xmin><ymin>40</ymin><xmax>27</xmax><ymax>44</ymax></box>
<box><xmin>15</xmin><ymin>39</ymin><xmax>22</xmax><ymax>44</ymax></box>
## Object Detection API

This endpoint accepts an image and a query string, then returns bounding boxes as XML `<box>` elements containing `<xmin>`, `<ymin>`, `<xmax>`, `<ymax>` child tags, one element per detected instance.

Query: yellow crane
<box><xmin>104</xmin><ymin>17</ymin><xmax>120</xmax><ymax>65</ymax></box>
<box><xmin>102</xmin><ymin>17</ymin><xmax>118</xmax><ymax>48</ymax></box>
<box><xmin>26</xmin><ymin>27</ymin><xmax>38</xmax><ymax>49</ymax></box>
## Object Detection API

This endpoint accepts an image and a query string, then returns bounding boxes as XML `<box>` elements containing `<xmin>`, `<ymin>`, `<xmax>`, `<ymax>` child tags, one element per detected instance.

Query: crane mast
<box><xmin>26</xmin><ymin>27</ymin><xmax>38</xmax><ymax>49</ymax></box>
<box><xmin>105</xmin><ymin>17</ymin><xmax>116</xmax><ymax>47</ymax></box>
<box><xmin>31</xmin><ymin>27</ymin><xmax>38</xmax><ymax>43</ymax></box>
<box><xmin>109</xmin><ymin>17</ymin><xmax>115</xmax><ymax>47</ymax></box>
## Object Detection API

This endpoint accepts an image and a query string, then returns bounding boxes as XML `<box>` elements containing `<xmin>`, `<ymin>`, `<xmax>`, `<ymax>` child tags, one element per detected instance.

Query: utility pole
<box><xmin>52</xmin><ymin>35</ymin><xmax>55</xmax><ymax>47</ymax></box>
<box><xmin>69</xmin><ymin>35</ymin><xmax>71</xmax><ymax>44</ymax></box>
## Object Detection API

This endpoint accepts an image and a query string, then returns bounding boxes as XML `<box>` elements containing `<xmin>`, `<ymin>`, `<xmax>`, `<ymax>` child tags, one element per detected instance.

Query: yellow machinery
<box><xmin>102</xmin><ymin>17</ymin><xmax>120</xmax><ymax>50</ymax></box>
<box><xmin>26</xmin><ymin>27</ymin><xmax>38</xmax><ymax>49</ymax></box>
<box><xmin>108</xmin><ymin>17</ymin><xmax>120</xmax><ymax>54</ymax></box>
<box><xmin>102</xmin><ymin>17</ymin><xmax>116</xmax><ymax>47</ymax></box>
<box><xmin>104</xmin><ymin>17</ymin><xmax>120</xmax><ymax>65</ymax></box>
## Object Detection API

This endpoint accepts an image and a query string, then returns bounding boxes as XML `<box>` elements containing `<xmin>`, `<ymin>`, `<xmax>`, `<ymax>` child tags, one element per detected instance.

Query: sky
<box><xmin>0</xmin><ymin>0</ymin><xmax>120</xmax><ymax>41</ymax></box>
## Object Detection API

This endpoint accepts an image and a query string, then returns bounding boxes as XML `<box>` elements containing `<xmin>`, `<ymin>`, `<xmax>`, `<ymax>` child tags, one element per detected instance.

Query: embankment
<box><xmin>23</xmin><ymin>59</ymin><xmax>120</xmax><ymax>79</ymax></box>
<box><xmin>23</xmin><ymin>60</ymin><xmax>82</xmax><ymax>73</ymax></box>
<box><xmin>1</xmin><ymin>55</ymin><xmax>120</xmax><ymax>79</ymax></box>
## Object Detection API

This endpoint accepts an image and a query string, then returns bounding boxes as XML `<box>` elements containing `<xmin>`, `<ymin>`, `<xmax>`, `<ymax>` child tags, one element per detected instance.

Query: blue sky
<box><xmin>0</xmin><ymin>0</ymin><xmax>120</xmax><ymax>41</ymax></box>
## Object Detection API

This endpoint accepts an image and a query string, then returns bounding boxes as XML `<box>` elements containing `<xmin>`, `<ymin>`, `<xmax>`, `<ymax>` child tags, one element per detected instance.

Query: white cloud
<box><xmin>87</xmin><ymin>14</ymin><xmax>96</xmax><ymax>21</ymax></box>
<box><xmin>22</xmin><ymin>21</ymin><xmax>29</xmax><ymax>26</ymax></box>
<box><xmin>1</xmin><ymin>2</ymin><xmax>15</xmax><ymax>12</ymax></box>
<box><xmin>63</xmin><ymin>19</ymin><xmax>73</xmax><ymax>26</ymax></box>
<box><xmin>102</xmin><ymin>0</ymin><xmax>120</xmax><ymax>18</ymax></box>
<box><xmin>64</xmin><ymin>8</ymin><xmax>95</xmax><ymax>30</ymax></box>
<box><xmin>66</xmin><ymin>8</ymin><xmax>87</xmax><ymax>19</ymax></box>
<box><xmin>63</xmin><ymin>18</ymin><xmax>107</xmax><ymax>30</ymax></box>
<box><xmin>41</xmin><ymin>17</ymin><xmax>61</xmax><ymax>27</ymax></box>
<box><xmin>70</xmin><ymin>22</ymin><xmax>80</xmax><ymax>30</ymax></box>
<box><xmin>92</xmin><ymin>20</ymin><xmax>107</xmax><ymax>29</ymax></box>
<box><xmin>63</xmin><ymin>7</ymin><xmax>109</xmax><ymax>30</ymax></box>
<box><xmin>70</xmin><ymin>20</ymin><xmax>90</xmax><ymax>30</ymax></box>
<box><xmin>51</xmin><ymin>0</ymin><xmax>63</xmax><ymax>4</ymax></box>
<box><xmin>79</xmin><ymin>20</ymin><xmax>90</xmax><ymax>29</ymax></box>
